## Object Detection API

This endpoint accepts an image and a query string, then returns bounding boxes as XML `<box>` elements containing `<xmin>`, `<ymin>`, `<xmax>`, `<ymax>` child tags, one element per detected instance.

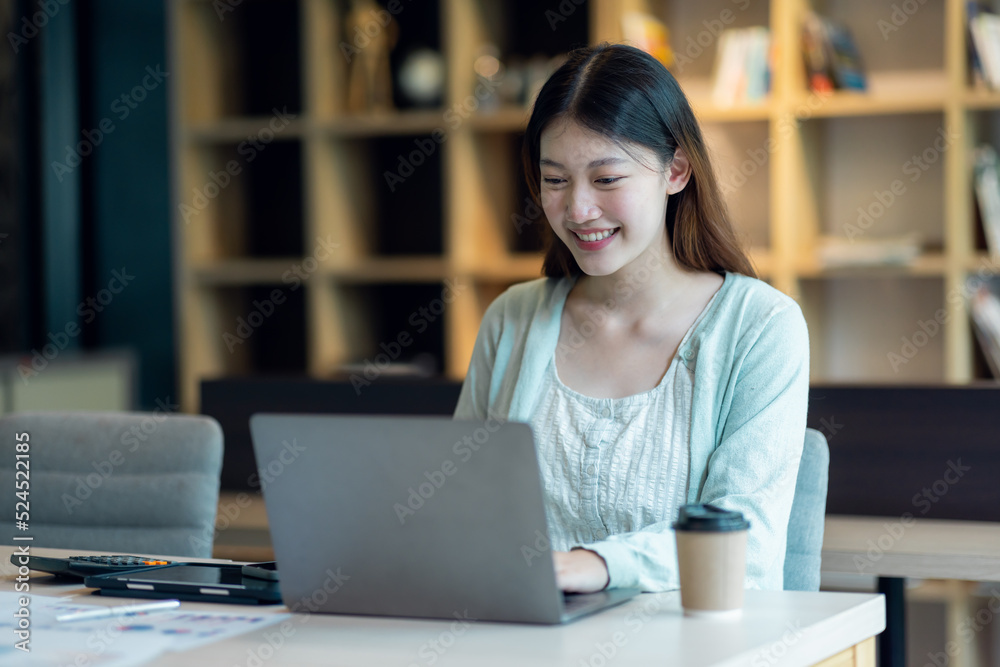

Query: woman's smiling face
<box><xmin>539</xmin><ymin>117</ymin><xmax>689</xmax><ymax>279</ymax></box>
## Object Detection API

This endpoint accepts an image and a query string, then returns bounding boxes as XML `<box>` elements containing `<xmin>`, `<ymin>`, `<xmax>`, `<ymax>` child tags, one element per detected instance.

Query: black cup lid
<box><xmin>672</xmin><ymin>504</ymin><xmax>750</xmax><ymax>532</ymax></box>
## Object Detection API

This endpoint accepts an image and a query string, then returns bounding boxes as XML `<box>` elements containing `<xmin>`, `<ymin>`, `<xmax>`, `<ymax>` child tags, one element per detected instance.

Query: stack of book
<box><xmin>970</xmin><ymin>281</ymin><xmax>1000</xmax><ymax>379</ymax></box>
<box><xmin>815</xmin><ymin>233</ymin><xmax>922</xmax><ymax>269</ymax></box>
<box><xmin>710</xmin><ymin>27</ymin><xmax>770</xmax><ymax>107</ymax></box>
<box><xmin>801</xmin><ymin>11</ymin><xmax>866</xmax><ymax>93</ymax></box>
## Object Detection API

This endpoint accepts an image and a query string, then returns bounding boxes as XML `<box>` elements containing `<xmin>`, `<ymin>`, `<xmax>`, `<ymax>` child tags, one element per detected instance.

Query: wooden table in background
<box><xmin>823</xmin><ymin>515</ymin><xmax>1000</xmax><ymax>667</ymax></box>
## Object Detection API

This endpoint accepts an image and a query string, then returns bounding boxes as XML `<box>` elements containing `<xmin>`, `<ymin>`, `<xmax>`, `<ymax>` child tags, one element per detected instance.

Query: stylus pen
<box><xmin>56</xmin><ymin>599</ymin><xmax>181</xmax><ymax>623</ymax></box>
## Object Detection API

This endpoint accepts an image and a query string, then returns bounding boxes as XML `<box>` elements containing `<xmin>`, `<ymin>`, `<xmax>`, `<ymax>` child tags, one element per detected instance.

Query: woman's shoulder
<box><xmin>697</xmin><ymin>272</ymin><xmax>807</xmax><ymax>353</ymax></box>
<box><xmin>718</xmin><ymin>272</ymin><xmax>803</xmax><ymax>322</ymax></box>
<box><xmin>485</xmin><ymin>276</ymin><xmax>574</xmax><ymax>322</ymax></box>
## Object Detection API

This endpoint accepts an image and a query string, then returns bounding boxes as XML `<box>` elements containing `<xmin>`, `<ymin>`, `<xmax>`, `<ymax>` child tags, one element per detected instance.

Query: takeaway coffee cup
<box><xmin>673</xmin><ymin>504</ymin><xmax>750</xmax><ymax>617</ymax></box>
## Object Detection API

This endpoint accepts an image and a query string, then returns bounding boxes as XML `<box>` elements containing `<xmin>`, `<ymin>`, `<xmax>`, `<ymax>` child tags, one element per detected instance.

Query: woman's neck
<box><xmin>573</xmin><ymin>246</ymin><xmax>699</xmax><ymax>319</ymax></box>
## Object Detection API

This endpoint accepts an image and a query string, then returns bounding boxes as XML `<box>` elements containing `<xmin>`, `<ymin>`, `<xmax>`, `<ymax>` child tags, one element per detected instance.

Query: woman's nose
<box><xmin>565</xmin><ymin>185</ymin><xmax>600</xmax><ymax>223</ymax></box>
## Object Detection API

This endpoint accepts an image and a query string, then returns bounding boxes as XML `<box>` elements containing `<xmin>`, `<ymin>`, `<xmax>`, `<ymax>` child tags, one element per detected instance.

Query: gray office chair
<box><xmin>0</xmin><ymin>411</ymin><xmax>223</xmax><ymax>558</ymax></box>
<box><xmin>783</xmin><ymin>427</ymin><xmax>830</xmax><ymax>591</ymax></box>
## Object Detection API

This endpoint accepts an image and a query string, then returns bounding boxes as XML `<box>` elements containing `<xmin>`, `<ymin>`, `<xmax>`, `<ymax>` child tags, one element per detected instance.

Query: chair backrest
<box><xmin>0</xmin><ymin>411</ymin><xmax>223</xmax><ymax>558</ymax></box>
<box><xmin>784</xmin><ymin>427</ymin><xmax>830</xmax><ymax>591</ymax></box>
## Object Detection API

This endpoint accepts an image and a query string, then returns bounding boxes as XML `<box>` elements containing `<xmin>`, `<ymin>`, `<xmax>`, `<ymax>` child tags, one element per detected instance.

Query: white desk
<box><xmin>2</xmin><ymin>547</ymin><xmax>883</xmax><ymax>667</ymax></box>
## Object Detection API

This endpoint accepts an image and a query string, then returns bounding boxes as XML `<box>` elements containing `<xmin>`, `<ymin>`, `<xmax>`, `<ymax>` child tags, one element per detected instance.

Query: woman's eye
<box><xmin>543</xmin><ymin>177</ymin><xmax>565</xmax><ymax>185</ymax></box>
<box><xmin>595</xmin><ymin>177</ymin><xmax>622</xmax><ymax>185</ymax></box>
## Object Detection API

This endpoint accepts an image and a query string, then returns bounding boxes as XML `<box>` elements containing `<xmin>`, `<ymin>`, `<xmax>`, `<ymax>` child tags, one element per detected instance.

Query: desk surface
<box><xmin>823</xmin><ymin>515</ymin><xmax>1000</xmax><ymax>581</ymax></box>
<box><xmin>2</xmin><ymin>547</ymin><xmax>883</xmax><ymax>667</ymax></box>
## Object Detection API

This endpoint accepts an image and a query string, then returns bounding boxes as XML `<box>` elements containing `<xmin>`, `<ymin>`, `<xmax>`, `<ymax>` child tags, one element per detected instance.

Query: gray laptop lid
<box><xmin>249</xmin><ymin>414</ymin><xmax>638</xmax><ymax>624</ymax></box>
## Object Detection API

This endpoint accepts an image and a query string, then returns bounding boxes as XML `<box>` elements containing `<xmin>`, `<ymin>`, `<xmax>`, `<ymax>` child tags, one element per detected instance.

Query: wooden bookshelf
<box><xmin>169</xmin><ymin>0</ymin><xmax>999</xmax><ymax>412</ymax></box>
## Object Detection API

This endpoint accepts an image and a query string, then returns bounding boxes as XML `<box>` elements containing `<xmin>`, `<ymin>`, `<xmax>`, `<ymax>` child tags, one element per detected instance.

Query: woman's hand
<box><xmin>553</xmin><ymin>549</ymin><xmax>610</xmax><ymax>593</ymax></box>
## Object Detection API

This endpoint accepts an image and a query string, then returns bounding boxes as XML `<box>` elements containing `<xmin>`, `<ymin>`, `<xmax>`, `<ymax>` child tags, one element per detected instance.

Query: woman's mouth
<box><xmin>571</xmin><ymin>227</ymin><xmax>619</xmax><ymax>249</ymax></box>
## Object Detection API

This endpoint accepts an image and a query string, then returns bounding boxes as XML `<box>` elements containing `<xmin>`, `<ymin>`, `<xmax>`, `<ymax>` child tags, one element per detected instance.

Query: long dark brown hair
<box><xmin>523</xmin><ymin>43</ymin><xmax>756</xmax><ymax>279</ymax></box>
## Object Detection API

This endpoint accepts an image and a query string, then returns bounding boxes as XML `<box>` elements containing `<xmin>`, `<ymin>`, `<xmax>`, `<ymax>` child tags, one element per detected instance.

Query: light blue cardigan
<box><xmin>454</xmin><ymin>272</ymin><xmax>810</xmax><ymax>591</ymax></box>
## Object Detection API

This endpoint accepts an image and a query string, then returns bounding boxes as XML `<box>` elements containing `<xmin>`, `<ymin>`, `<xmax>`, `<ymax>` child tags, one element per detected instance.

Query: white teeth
<box><xmin>574</xmin><ymin>229</ymin><xmax>616</xmax><ymax>242</ymax></box>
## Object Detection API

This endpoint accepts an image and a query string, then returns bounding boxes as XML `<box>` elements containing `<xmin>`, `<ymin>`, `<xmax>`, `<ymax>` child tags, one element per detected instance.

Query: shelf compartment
<box><xmin>797</xmin><ymin>0</ymin><xmax>945</xmax><ymax>103</ymax></box>
<box><xmin>447</xmin><ymin>0</ymin><xmax>587</xmax><ymax>115</ymax></box>
<box><xmin>449</xmin><ymin>131</ymin><xmax>543</xmax><ymax>270</ymax></box>
<box><xmin>800</xmin><ymin>113</ymin><xmax>946</xmax><ymax>251</ymax></box>
<box><xmin>318</xmin><ymin>281</ymin><xmax>452</xmax><ymax>378</ymax></box>
<box><xmin>177</xmin><ymin>139</ymin><xmax>304</xmax><ymax>262</ymax></box>
<box><xmin>315</xmin><ymin>134</ymin><xmax>444</xmax><ymax>260</ymax></box>
<box><xmin>700</xmin><ymin>120</ymin><xmax>772</xmax><ymax>249</ymax></box>
<box><xmin>176</xmin><ymin>0</ymin><xmax>301</xmax><ymax>122</ymax></box>
<box><xmin>799</xmin><ymin>275</ymin><xmax>946</xmax><ymax>383</ymax></box>
<box><xmin>200</xmin><ymin>283</ymin><xmax>308</xmax><ymax>377</ymax></box>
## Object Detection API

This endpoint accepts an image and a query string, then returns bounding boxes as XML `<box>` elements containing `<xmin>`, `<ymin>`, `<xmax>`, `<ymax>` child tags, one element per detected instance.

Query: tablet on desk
<box><xmin>84</xmin><ymin>563</ymin><xmax>282</xmax><ymax>605</ymax></box>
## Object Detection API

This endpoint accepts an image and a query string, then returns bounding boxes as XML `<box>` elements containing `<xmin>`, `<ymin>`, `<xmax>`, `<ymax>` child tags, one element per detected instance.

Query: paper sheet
<box><xmin>0</xmin><ymin>592</ymin><xmax>291</xmax><ymax>664</ymax></box>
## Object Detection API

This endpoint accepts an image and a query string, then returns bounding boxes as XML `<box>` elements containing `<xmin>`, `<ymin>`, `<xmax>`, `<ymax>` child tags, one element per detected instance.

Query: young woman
<box><xmin>454</xmin><ymin>44</ymin><xmax>809</xmax><ymax>594</ymax></box>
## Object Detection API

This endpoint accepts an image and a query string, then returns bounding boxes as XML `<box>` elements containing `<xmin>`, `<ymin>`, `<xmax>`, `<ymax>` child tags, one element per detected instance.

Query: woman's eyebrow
<box><xmin>539</xmin><ymin>157</ymin><xmax>628</xmax><ymax>168</ymax></box>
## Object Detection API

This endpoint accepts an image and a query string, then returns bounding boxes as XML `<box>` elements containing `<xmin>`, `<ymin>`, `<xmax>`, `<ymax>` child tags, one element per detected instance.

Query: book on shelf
<box><xmin>969</xmin><ymin>280</ymin><xmax>1000</xmax><ymax>379</ymax></box>
<box><xmin>800</xmin><ymin>11</ymin><xmax>866</xmax><ymax>93</ymax></box>
<box><xmin>972</xmin><ymin>144</ymin><xmax>1000</xmax><ymax>259</ymax></box>
<box><xmin>710</xmin><ymin>27</ymin><xmax>770</xmax><ymax>107</ymax></box>
<box><xmin>815</xmin><ymin>233</ymin><xmax>922</xmax><ymax>268</ymax></box>
<box><xmin>968</xmin><ymin>5</ymin><xmax>1000</xmax><ymax>90</ymax></box>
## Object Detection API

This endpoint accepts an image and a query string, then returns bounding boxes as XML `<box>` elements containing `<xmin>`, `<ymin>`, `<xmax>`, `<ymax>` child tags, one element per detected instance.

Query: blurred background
<box><xmin>2</xmin><ymin>0</ymin><xmax>999</xmax><ymax>418</ymax></box>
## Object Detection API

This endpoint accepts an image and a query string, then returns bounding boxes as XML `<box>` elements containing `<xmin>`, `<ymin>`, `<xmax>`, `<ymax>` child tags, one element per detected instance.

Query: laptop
<box><xmin>249</xmin><ymin>414</ymin><xmax>641</xmax><ymax>624</ymax></box>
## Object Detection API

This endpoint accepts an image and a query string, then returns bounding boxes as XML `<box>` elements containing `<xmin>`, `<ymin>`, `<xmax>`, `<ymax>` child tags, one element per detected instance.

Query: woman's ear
<box><xmin>665</xmin><ymin>146</ymin><xmax>692</xmax><ymax>195</ymax></box>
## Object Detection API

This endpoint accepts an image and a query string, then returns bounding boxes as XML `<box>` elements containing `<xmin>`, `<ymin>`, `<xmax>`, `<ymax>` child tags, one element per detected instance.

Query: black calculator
<box><xmin>11</xmin><ymin>554</ymin><xmax>181</xmax><ymax>579</ymax></box>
